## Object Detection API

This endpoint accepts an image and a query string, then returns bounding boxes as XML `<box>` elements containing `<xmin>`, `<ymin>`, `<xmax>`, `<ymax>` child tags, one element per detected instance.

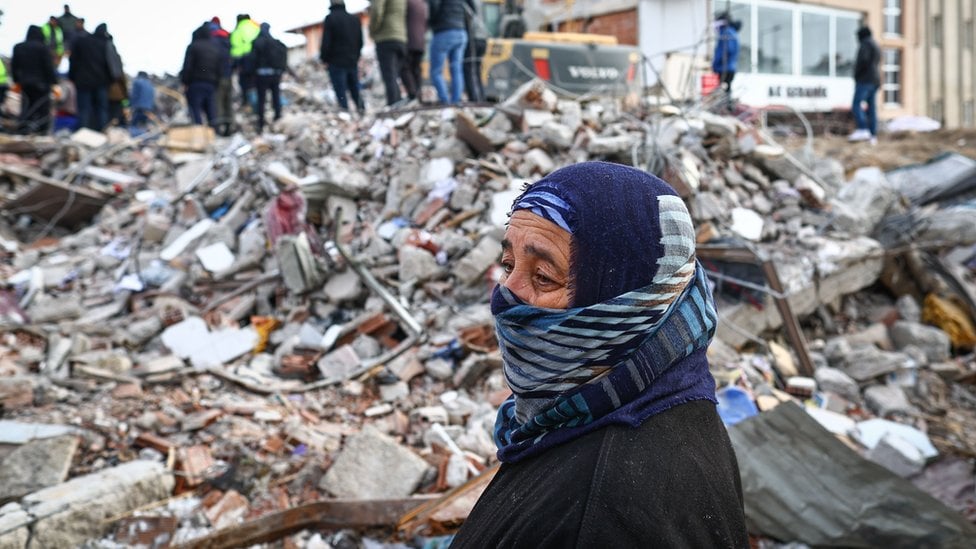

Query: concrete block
<box><xmin>319</xmin><ymin>426</ymin><xmax>430</xmax><ymax>499</ymax></box>
<box><xmin>399</xmin><ymin>245</ymin><xmax>442</xmax><ymax>283</ymax></box>
<box><xmin>889</xmin><ymin>320</ymin><xmax>951</xmax><ymax>363</ymax></box>
<box><xmin>896</xmin><ymin>295</ymin><xmax>921</xmax><ymax>322</ymax></box>
<box><xmin>840</xmin><ymin>346</ymin><xmax>907</xmax><ymax>381</ymax></box>
<box><xmin>323</xmin><ymin>268</ymin><xmax>364</xmax><ymax>303</ymax></box>
<box><xmin>454</xmin><ymin>236</ymin><xmax>500</xmax><ymax>286</ymax></box>
<box><xmin>0</xmin><ymin>436</ymin><xmax>79</xmax><ymax>500</ymax></box>
<box><xmin>866</xmin><ymin>433</ymin><xmax>925</xmax><ymax>478</ymax></box>
<box><xmin>23</xmin><ymin>460</ymin><xmax>174</xmax><ymax>549</ymax></box>
<box><xmin>864</xmin><ymin>384</ymin><xmax>913</xmax><ymax>416</ymax></box>
<box><xmin>814</xmin><ymin>367</ymin><xmax>860</xmax><ymax>401</ymax></box>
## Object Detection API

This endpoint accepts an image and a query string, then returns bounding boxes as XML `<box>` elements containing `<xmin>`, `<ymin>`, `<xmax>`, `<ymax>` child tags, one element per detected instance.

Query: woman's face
<box><xmin>499</xmin><ymin>210</ymin><xmax>572</xmax><ymax>309</ymax></box>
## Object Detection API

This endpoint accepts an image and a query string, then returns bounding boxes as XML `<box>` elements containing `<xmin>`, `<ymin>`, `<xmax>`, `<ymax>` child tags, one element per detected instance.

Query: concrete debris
<box><xmin>0</xmin><ymin>58</ymin><xmax>974</xmax><ymax>548</ymax></box>
<box><xmin>320</xmin><ymin>426</ymin><xmax>430</xmax><ymax>499</ymax></box>
<box><xmin>0</xmin><ymin>436</ymin><xmax>78</xmax><ymax>500</ymax></box>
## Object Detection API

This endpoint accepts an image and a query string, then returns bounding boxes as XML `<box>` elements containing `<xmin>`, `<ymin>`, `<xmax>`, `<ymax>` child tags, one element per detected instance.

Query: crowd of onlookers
<box><xmin>0</xmin><ymin>0</ymin><xmax>490</xmax><ymax>137</ymax></box>
<box><xmin>1</xmin><ymin>4</ymin><xmax>155</xmax><ymax>136</ymax></box>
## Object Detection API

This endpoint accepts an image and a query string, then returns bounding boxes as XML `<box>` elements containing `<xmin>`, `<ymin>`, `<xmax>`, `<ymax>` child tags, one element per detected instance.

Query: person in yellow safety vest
<box><xmin>229</xmin><ymin>14</ymin><xmax>261</xmax><ymax>108</ymax></box>
<box><xmin>41</xmin><ymin>17</ymin><xmax>65</xmax><ymax>66</ymax></box>
<box><xmin>0</xmin><ymin>57</ymin><xmax>8</xmax><ymax>110</ymax></box>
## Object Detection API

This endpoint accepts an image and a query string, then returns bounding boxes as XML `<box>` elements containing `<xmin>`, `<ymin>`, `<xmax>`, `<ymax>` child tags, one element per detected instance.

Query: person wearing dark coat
<box><xmin>69</xmin><ymin>23</ymin><xmax>112</xmax><ymax>130</ymax></box>
<box><xmin>180</xmin><ymin>25</ymin><xmax>225</xmax><ymax>127</ymax></box>
<box><xmin>849</xmin><ymin>25</ymin><xmax>881</xmax><ymax>143</ymax></box>
<box><xmin>209</xmin><ymin>17</ymin><xmax>234</xmax><ymax>136</ymax></box>
<box><xmin>369</xmin><ymin>0</ymin><xmax>407</xmax><ymax>106</ymax></box>
<box><xmin>12</xmin><ymin>26</ymin><xmax>57</xmax><ymax>134</ymax></box>
<box><xmin>450</xmin><ymin>162</ymin><xmax>749</xmax><ymax>548</ymax></box>
<box><xmin>320</xmin><ymin>0</ymin><xmax>364</xmax><ymax>112</ymax></box>
<box><xmin>250</xmin><ymin>23</ymin><xmax>286</xmax><ymax>133</ymax></box>
<box><xmin>57</xmin><ymin>5</ymin><xmax>81</xmax><ymax>53</ymax></box>
<box><xmin>401</xmin><ymin>0</ymin><xmax>428</xmax><ymax>101</ymax></box>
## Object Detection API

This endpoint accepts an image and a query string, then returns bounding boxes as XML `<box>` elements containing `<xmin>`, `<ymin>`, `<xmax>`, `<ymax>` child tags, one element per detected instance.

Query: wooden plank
<box><xmin>175</xmin><ymin>497</ymin><xmax>438</xmax><ymax>549</ymax></box>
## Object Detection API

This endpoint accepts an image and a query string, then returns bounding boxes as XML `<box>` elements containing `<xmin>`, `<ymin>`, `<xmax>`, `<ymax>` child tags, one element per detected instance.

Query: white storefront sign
<box><xmin>734</xmin><ymin>74</ymin><xmax>855</xmax><ymax>111</ymax></box>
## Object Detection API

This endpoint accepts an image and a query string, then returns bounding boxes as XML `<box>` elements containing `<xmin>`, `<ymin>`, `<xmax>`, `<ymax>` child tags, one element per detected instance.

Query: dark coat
<box><xmin>69</xmin><ymin>26</ymin><xmax>112</xmax><ymax>89</ymax></box>
<box><xmin>451</xmin><ymin>400</ymin><xmax>750</xmax><ymax>548</ymax></box>
<box><xmin>320</xmin><ymin>4</ymin><xmax>363</xmax><ymax>69</ymax></box>
<box><xmin>251</xmin><ymin>30</ymin><xmax>281</xmax><ymax>72</ymax></box>
<box><xmin>406</xmin><ymin>0</ymin><xmax>429</xmax><ymax>52</ymax></box>
<box><xmin>854</xmin><ymin>28</ymin><xmax>881</xmax><ymax>86</ymax></box>
<box><xmin>428</xmin><ymin>0</ymin><xmax>474</xmax><ymax>33</ymax></box>
<box><xmin>181</xmin><ymin>26</ymin><xmax>225</xmax><ymax>85</ymax></box>
<box><xmin>12</xmin><ymin>26</ymin><xmax>56</xmax><ymax>90</ymax></box>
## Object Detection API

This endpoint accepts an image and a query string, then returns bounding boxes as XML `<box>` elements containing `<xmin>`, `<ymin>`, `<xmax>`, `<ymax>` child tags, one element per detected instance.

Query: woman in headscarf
<box><xmin>451</xmin><ymin>162</ymin><xmax>748</xmax><ymax>547</ymax></box>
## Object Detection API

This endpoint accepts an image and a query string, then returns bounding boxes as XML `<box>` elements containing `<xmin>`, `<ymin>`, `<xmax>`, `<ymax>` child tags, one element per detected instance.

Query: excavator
<box><xmin>478</xmin><ymin>0</ymin><xmax>641</xmax><ymax>100</ymax></box>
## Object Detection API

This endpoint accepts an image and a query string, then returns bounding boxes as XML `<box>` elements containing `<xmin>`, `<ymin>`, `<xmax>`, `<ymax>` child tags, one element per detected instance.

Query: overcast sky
<box><xmin>0</xmin><ymin>0</ymin><xmax>370</xmax><ymax>75</ymax></box>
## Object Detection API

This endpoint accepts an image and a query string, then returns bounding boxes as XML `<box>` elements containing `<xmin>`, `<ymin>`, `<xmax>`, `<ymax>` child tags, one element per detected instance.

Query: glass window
<box><xmin>835</xmin><ymin>16</ymin><xmax>859</xmax><ymax>78</ymax></box>
<box><xmin>966</xmin><ymin>19</ymin><xmax>974</xmax><ymax>50</ymax></box>
<box><xmin>931</xmin><ymin>99</ymin><xmax>943</xmax><ymax>122</ymax></box>
<box><xmin>965</xmin><ymin>100</ymin><xmax>975</xmax><ymax>127</ymax></box>
<box><xmin>726</xmin><ymin>1</ymin><xmax>753</xmax><ymax>73</ymax></box>
<box><xmin>882</xmin><ymin>48</ymin><xmax>901</xmax><ymax>106</ymax></box>
<box><xmin>883</xmin><ymin>0</ymin><xmax>902</xmax><ymax>36</ymax></box>
<box><xmin>801</xmin><ymin>13</ymin><xmax>830</xmax><ymax>76</ymax></box>
<box><xmin>757</xmin><ymin>6</ymin><xmax>792</xmax><ymax>74</ymax></box>
<box><xmin>482</xmin><ymin>3</ymin><xmax>501</xmax><ymax>38</ymax></box>
<box><xmin>933</xmin><ymin>15</ymin><xmax>943</xmax><ymax>47</ymax></box>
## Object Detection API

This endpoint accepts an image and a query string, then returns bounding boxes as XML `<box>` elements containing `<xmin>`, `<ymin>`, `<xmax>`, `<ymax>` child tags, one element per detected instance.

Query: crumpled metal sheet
<box><xmin>729</xmin><ymin>402</ymin><xmax>976</xmax><ymax>547</ymax></box>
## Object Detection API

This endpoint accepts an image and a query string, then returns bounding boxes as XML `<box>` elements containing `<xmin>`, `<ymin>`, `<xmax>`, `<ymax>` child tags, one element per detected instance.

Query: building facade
<box><xmin>530</xmin><ymin>0</ymin><xmax>976</xmax><ymax>128</ymax></box>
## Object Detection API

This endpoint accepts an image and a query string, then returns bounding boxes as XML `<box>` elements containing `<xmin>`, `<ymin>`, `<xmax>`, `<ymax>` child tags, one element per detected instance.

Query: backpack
<box><xmin>270</xmin><ymin>39</ymin><xmax>288</xmax><ymax>71</ymax></box>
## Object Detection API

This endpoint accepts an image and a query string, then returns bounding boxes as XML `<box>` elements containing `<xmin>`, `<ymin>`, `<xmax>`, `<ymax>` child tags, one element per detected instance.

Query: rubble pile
<box><xmin>1</xmin><ymin>76</ymin><xmax>975</xmax><ymax>547</ymax></box>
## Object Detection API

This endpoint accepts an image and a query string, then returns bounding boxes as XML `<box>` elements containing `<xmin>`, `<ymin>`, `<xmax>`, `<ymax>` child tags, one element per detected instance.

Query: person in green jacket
<box><xmin>369</xmin><ymin>0</ymin><xmax>407</xmax><ymax>106</ymax></box>
<box><xmin>0</xmin><ymin>57</ymin><xmax>8</xmax><ymax>109</ymax></box>
<box><xmin>229</xmin><ymin>14</ymin><xmax>261</xmax><ymax>108</ymax></box>
<box><xmin>41</xmin><ymin>16</ymin><xmax>65</xmax><ymax>66</ymax></box>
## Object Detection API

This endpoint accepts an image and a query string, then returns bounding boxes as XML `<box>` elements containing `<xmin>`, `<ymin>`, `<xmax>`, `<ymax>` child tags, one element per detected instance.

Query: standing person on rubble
<box><xmin>369</xmin><ymin>0</ymin><xmax>408</xmax><ymax>106</ymax></box>
<box><xmin>230</xmin><ymin>14</ymin><xmax>261</xmax><ymax>109</ymax></box>
<box><xmin>712</xmin><ymin>12</ymin><xmax>740</xmax><ymax>113</ymax></box>
<box><xmin>450</xmin><ymin>162</ymin><xmax>749</xmax><ymax>548</ymax></box>
<box><xmin>428</xmin><ymin>0</ymin><xmax>474</xmax><ymax>105</ymax></box>
<box><xmin>849</xmin><ymin>25</ymin><xmax>881</xmax><ymax>145</ymax></box>
<box><xmin>41</xmin><ymin>16</ymin><xmax>65</xmax><ymax>67</ymax></box>
<box><xmin>320</xmin><ymin>0</ymin><xmax>365</xmax><ymax>113</ymax></box>
<box><xmin>401</xmin><ymin>0</ymin><xmax>428</xmax><ymax>102</ymax></box>
<box><xmin>129</xmin><ymin>71</ymin><xmax>155</xmax><ymax>131</ymax></box>
<box><xmin>250</xmin><ymin>23</ymin><xmax>288</xmax><ymax>133</ymax></box>
<box><xmin>58</xmin><ymin>5</ymin><xmax>81</xmax><ymax>55</ymax></box>
<box><xmin>12</xmin><ymin>26</ymin><xmax>57</xmax><ymax>134</ymax></box>
<box><xmin>462</xmin><ymin>0</ymin><xmax>487</xmax><ymax>102</ymax></box>
<box><xmin>69</xmin><ymin>22</ymin><xmax>113</xmax><ymax>131</ymax></box>
<box><xmin>104</xmin><ymin>27</ymin><xmax>127</xmax><ymax>127</ymax></box>
<box><xmin>209</xmin><ymin>17</ymin><xmax>235</xmax><ymax>136</ymax></box>
<box><xmin>180</xmin><ymin>25</ymin><xmax>225</xmax><ymax>127</ymax></box>
<box><xmin>0</xmin><ymin>57</ymin><xmax>8</xmax><ymax>112</ymax></box>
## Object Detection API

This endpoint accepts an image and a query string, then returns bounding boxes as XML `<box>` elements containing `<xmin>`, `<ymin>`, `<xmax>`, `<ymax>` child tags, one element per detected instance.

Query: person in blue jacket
<box><xmin>129</xmin><ymin>71</ymin><xmax>155</xmax><ymax>131</ymax></box>
<box><xmin>712</xmin><ymin>13</ymin><xmax>740</xmax><ymax>112</ymax></box>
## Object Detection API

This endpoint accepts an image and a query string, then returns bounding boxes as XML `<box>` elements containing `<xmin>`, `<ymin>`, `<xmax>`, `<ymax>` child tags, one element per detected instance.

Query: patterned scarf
<box><xmin>491</xmin><ymin>162</ymin><xmax>718</xmax><ymax>463</ymax></box>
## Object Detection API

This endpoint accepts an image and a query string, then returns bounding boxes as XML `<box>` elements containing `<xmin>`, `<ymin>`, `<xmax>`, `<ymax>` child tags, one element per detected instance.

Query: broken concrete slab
<box><xmin>0</xmin><ymin>421</ymin><xmax>81</xmax><ymax>445</ymax></box>
<box><xmin>0</xmin><ymin>435</ymin><xmax>79</xmax><ymax>500</ymax></box>
<box><xmin>838</xmin><ymin>346</ymin><xmax>909</xmax><ymax>382</ymax></box>
<box><xmin>19</xmin><ymin>460</ymin><xmax>174</xmax><ymax>548</ymax></box>
<box><xmin>319</xmin><ymin>425</ymin><xmax>430</xmax><ymax>499</ymax></box>
<box><xmin>454</xmin><ymin>236</ymin><xmax>500</xmax><ymax>286</ymax></box>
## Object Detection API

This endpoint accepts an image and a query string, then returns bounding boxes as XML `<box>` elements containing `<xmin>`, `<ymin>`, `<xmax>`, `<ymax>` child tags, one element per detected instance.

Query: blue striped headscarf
<box><xmin>492</xmin><ymin>162</ymin><xmax>718</xmax><ymax>463</ymax></box>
